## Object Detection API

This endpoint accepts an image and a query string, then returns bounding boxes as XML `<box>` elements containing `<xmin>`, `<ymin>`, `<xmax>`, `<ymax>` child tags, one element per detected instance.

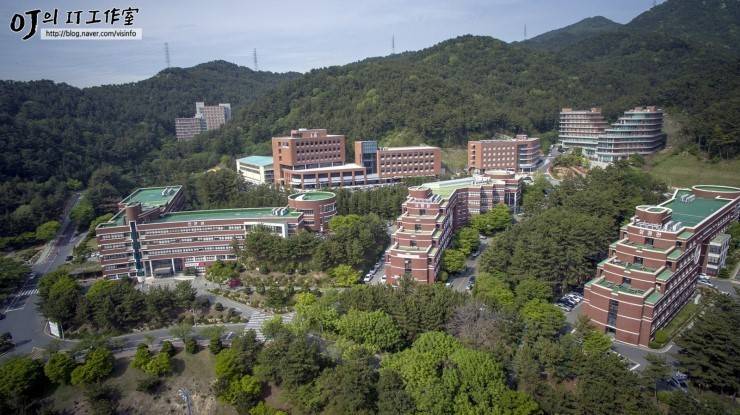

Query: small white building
<box><xmin>236</xmin><ymin>156</ymin><xmax>274</xmax><ymax>185</ymax></box>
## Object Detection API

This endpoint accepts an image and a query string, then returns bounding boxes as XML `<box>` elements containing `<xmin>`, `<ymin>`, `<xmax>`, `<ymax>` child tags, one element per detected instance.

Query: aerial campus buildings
<box><xmin>559</xmin><ymin>106</ymin><xmax>666</xmax><ymax>163</ymax></box>
<box><xmin>383</xmin><ymin>171</ymin><xmax>523</xmax><ymax>285</ymax></box>
<box><xmin>96</xmin><ymin>186</ymin><xmax>336</xmax><ymax>279</ymax></box>
<box><xmin>583</xmin><ymin>185</ymin><xmax>739</xmax><ymax>346</ymax></box>
<box><xmin>175</xmin><ymin>102</ymin><xmax>232</xmax><ymax>141</ymax></box>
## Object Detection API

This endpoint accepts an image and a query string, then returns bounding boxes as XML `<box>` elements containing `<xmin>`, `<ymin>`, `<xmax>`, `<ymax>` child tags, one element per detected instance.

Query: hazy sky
<box><xmin>0</xmin><ymin>0</ymin><xmax>657</xmax><ymax>87</ymax></box>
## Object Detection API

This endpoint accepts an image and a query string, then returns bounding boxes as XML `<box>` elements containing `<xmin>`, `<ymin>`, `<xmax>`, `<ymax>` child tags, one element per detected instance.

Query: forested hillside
<box><xmin>519</xmin><ymin>16</ymin><xmax>621</xmax><ymax>51</ymax></box>
<box><xmin>0</xmin><ymin>62</ymin><xmax>298</xmax><ymax>237</ymax></box>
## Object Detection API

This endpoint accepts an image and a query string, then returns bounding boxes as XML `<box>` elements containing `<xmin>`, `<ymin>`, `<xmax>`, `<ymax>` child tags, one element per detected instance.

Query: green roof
<box><xmin>657</xmin><ymin>268</ymin><xmax>674</xmax><ymax>282</ymax></box>
<box><xmin>288</xmin><ymin>191</ymin><xmax>335</xmax><ymax>201</ymax></box>
<box><xmin>678</xmin><ymin>231</ymin><xmax>694</xmax><ymax>239</ymax></box>
<box><xmin>422</xmin><ymin>177</ymin><xmax>476</xmax><ymax>198</ymax></box>
<box><xmin>663</xmin><ymin>190</ymin><xmax>731</xmax><ymax>228</ymax></box>
<box><xmin>150</xmin><ymin>207</ymin><xmax>300</xmax><ymax>223</ymax></box>
<box><xmin>692</xmin><ymin>185</ymin><xmax>739</xmax><ymax>193</ymax></box>
<box><xmin>237</xmin><ymin>155</ymin><xmax>274</xmax><ymax>167</ymax></box>
<box><xmin>595</xmin><ymin>278</ymin><xmax>646</xmax><ymax>296</ymax></box>
<box><xmin>645</xmin><ymin>291</ymin><xmax>662</xmax><ymax>305</ymax></box>
<box><xmin>119</xmin><ymin>186</ymin><xmax>182</xmax><ymax>209</ymax></box>
<box><xmin>667</xmin><ymin>248</ymin><xmax>683</xmax><ymax>261</ymax></box>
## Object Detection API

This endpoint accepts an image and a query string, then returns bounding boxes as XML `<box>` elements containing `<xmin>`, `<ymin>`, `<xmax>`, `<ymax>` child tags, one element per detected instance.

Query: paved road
<box><xmin>536</xmin><ymin>145</ymin><xmax>560</xmax><ymax>186</ymax></box>
<box><xmin>0</xmin><ymin>193</ymin><xmax>82</xmax><ymax>357</ymax></box>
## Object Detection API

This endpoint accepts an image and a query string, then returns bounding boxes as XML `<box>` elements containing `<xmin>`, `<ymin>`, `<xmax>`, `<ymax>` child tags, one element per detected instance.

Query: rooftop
<box><xmin>288</xmin><ymin>191</ymin><xmax>335</xmax><ymax>201</ymax></box>
<box><xmin>692</xmin><ymin>185</ymin><xmax>739</xmax><ymax>193</ymax></box>
<box><xmin>422</xmin><ymin>176</ymin><xmax>511</xmax><ymax>199</ymax></box>
<box><xmin>119</xmin><ymin>186</ymin><xmax>182</xmax><ymax>209</ymax></box>
<box><xmin>149</xmin><ymin>207</ymin><xmax>301</xmax><ymax>223</ymax></box>
<box><xmin>237</xmin><ymin>155</ymin><xmax>274</xmax><ymax>167</ymax></box>
<box><xmin>661</xmin><ymin>189</ymin><xmax>731</xmax><ymax>228</ymax></box>
<box><xmin>379</xmin><ymin>145</ymin><xmax>438</xmax><ymax>151</ymax></box>
<box><xmin>287</xmin><ymin>163</ymin><xmax>364</xmax><ymax>173</ymax></box>
<box><xmin>594</xmin><ymin>278</ymin><xmax>647</xmax><ymax>297</ymax></box>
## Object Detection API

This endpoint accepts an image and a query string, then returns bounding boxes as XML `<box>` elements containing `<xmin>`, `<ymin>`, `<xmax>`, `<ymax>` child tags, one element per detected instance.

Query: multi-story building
<box><xmin>596</xmin><ymin>106</ymin><xmax>666</xmax><ymax>163</ymax></box>
<box><xmin>236</xmin><ymin>156</ymin><xmax>275</xmax><ymax>185</ymax></box>
<box><xmin>96</xmin><ymin>186</ymin><xmax>336</xmax><ymax>280</ymax></box>
<box><xmin>468</xmin><ymin>134</ymin><xmax>542</xmax><ymax>174</ymax></box>
<box><xmin>175</xmin><ymin>102</ymin><xmax>232</xmax><ymax>141</ymax></box>
<box><xmin>271</xmin><ymin>129</ymin><xmax>441</xmax><ymax>189</ymax></box>
<box><xmin>175</xmin><ymin>116</ymin><xmax>206</xmax><ymax>141</ymax></box>
<box><xmin>198</xmin><ymin>102</ymin><xmax>232</xmax><ymax>131</ymax></box>
<box><xmin>583</xmin><ymin>185</ymin><xmax>739</xmax><ymax>346</ymax></box>
<box><xmin>354</xmin><ymin>141</ymin><xmax>441</xmax><ymax>180</ymax></box>
<box><xmin>384</xmin><ymin>171</ymin><xmax>522</xmax><ymax>284</ymax></box>
<box><xmin>705</xmin><ymin>233</ymin><xmax>731</xmax><ymax>276</ymax></box>
<box><xmin>558</xmin><ymin>108</ymin><xmax>608</xmax><ymax>159</ymax></box>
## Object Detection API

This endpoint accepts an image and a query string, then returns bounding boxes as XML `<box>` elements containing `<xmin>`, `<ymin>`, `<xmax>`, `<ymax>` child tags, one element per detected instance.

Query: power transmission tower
<box><xmin>524</xmin><ymin>24</ymin><xmax>527</xmax><ymax>40</ymax></box>
<box><xmin>392</xmin><ymin>34</ymin><xmax>395</xmax><ymax>54</ymax></box>
<box><xmin>164</xmin><ymin>42</ymin><xmax>171</xmax><ymax>68</ymax></box>
<box><xmin>253</xmin><ymin>48</ymin><xmax>259</xmax><ymax>71</ymax></box>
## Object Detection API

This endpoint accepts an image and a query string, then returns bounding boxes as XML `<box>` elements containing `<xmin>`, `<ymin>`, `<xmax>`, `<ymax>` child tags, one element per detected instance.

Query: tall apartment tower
<box><xmin>468</xmin><ymin>134</ymin><xmax>542</xmax><ymax>174</ymax></box>
<box><xmin>175</xmin><ymin>102</ymin><xmax>231</xmax><ymax>141</ymax></box>
<box><xmin>583</xmin><ymin>185</ymin><xmax>739</xmax><ymax>346</ymax></box>
<box><xmin>596</xmin><ymin>106</ymin><xmax>666</xmax><ymax>163</ymax></box>
<box><xmin>558</xmin><ymin>108</ymin><xmax>608</xmax><ymax>159</ymax></box>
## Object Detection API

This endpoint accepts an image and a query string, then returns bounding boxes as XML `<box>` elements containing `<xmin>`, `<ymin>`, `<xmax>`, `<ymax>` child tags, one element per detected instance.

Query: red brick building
<box><xmin>583</xmin><ymin>185</ymin><xmax>739</xmax><ymax>346</ymax></box>
<box><xmin>97</xmin><ymin>186</ymin><xmax>336</xmax><ymax>280</ymax></box>
<box><xmin>468</xmin><ymin>134</ymin><xmax>543</xmax><ymax>174</ymax></box>
<box><xmin>384</xmin><ymin>172</ymin><xmax>522</xmax><ymax>284</ymax></box>
<box><xmin>354</xmin><ymin>141</ymin><xmax>441</xmax><ymax>180</ymax></box>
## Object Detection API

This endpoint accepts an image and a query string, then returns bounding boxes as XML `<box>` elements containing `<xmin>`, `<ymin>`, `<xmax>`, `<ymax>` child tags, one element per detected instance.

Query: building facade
<box><xmin>97</xmin><ymin>186</ymin><xmax>336</xmax><ymax>280</ymax></box>
<box><xmin>558</xmin><ymin>108</ymin><xmax>608</xmax><ymax>159</ymax></box>
<box><xmin>271</xmin><ymin>129</ymin><xmax>441</xmax><ymax>189</ymax></box>
<box><xmin>583</xmin><ymin>185</ymin><xmax>739</xmax><ymax>346</ymax></box>
<box><xmin>468</xmin><ymin>134</ymin><xmax>542</xmax><ymax>174</ymax></box>
<box><xmin>596</xmin><ymin>106</ymin><xmax>666</xmax><ymax>163</ymax></box>
<box><xmin>384</xmin><ymin>172</ymin><xmax>522</xmax><ymax>285</ymax></box>
<box><xmin>236</xmin><ymin>156</ymin><xmax>275</xmax><ymax>185</ymax></box>
<box><xmin>354</xmin><ymin>141</ymin><xmax>442</xmax><ymax>180</ymax></box>
<box><xmin>175</xmin><ymin>102</ymin><xmax>232</xmax><ymax>141</ymax></box>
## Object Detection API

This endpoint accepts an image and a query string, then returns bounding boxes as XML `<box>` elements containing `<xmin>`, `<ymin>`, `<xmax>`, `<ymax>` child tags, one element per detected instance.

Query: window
<box><xmin>414</xmin><ymin>224</ymin><xmax>422</xmax><ymax>231</ymax></box>
<box><xmin>410</xmin><ymin>240</ymin><xmax>416</xmax><ymax>247</ymax></box>
<box><xmin>419</xmin><ymin>209</ymin><xmax>426</xmax><ymax>215</ymax></box>
<box><xmin>607</xmin><ymin>299</ymin><xmax>619</xmax><ymax>326</ymax></box>
<box><xmin>645</xmin><ymin>237</ymin><xmax>654</xmax><ymax>246</ymax></box>
<box><xmin>622</xmin><ymin>277</ymin><xmax>632</xmax><ymax>285</ymax></box>
<box><xmin>634</xmin><ymin>256</ymin><xmax>643</xmax><ymax>265</ymax></box>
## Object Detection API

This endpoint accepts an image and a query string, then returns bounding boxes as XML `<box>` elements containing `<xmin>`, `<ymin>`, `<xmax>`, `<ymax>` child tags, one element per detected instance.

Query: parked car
<box><xmin>363</xmin><ymin>275</ymin><xmax>372</xmax><ymax>283</ymax></box>
<box><xmin>479</xmin><ymin>235</ymin><xmax>487</xmax><ymax>240</ymax></box>
<box><xmin>471</xmin><ymin>251</ymin><xmax>480</xmax><ymax>258</ymax></box>
<box><xmin>556</xmin><ymin>302</ymin><xmax>572</xmax><ymax>312</ymax></box>
<box><xmin>65</xmin><ymin>255</ymin><xmax>73</xmax><ymax>261</ymax></box>
<box><xmin>380</xmin><ymin>275</ymin><xmax>387</xmax><ymax>282</ymax></box>
<box><xmin>697</xmin><ymin>279</ymin><xmax>714</xmax><ymax>288</ymax></box>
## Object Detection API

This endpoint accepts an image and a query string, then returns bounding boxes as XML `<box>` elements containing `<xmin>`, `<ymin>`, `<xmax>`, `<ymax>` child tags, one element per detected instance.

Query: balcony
<box><xmin>606</xmin><ymin>257</ymin><xmax>657</xmax><ymax>273</ymax></box>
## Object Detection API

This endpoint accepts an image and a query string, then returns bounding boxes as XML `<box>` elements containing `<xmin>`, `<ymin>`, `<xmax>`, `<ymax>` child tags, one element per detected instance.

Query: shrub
<box><xmin>184</xmin><ymin>337</ymin><xmax>198</xmax><ymax>354</ymax></box>
<box><xmin>143</xmin><ymin>352</ymin><xmax>172</xmax><ymax>377</ymax></box>
<box><xmin>214</xmin><ymin>302</ymin><xmax>224</xmax><ymax>312</ymax></box>
<box><xmin>209</xmin><ymin>336</ymin><xmax>223</xmax><ymax>354</ymax></box>
<box><xmin>160</xmin><ymin>340</ymin><xmax>175</xmax><ymax>357</ymax></box>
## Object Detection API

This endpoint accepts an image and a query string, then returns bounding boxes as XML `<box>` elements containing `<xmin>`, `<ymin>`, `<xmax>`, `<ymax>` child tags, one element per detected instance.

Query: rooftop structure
<box><xmin>583</xmin><ymin>185</ymin><xmax>739</xmax><ymax>346</ymax></box>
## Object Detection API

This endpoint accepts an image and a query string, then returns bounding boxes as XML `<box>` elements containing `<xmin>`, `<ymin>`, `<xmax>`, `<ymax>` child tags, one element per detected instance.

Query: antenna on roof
<box><xmin>164</xmin><ymin>42</ymin><xmax>171</xmax><ymax>68</ymax></box>
<box><xmin>253</xmin><ymin>48</ymin><xmax>259</xmax><ymax>71</ymax></box>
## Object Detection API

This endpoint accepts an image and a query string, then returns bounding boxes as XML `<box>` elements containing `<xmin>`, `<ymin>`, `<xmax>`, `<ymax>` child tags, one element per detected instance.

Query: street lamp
<box><xmin>177</xmin><ymin>388</ymin><xmax>192</xmax><ymax>415</ymax></box>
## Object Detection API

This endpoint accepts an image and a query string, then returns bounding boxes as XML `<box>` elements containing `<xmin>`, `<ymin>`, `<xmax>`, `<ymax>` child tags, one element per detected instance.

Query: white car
<box><xmin>380</xmin><ymin>275</ymin><xmax>387</xmax><ymax>282</ymax></box>
<box><xmin>363</xmin><ymin>275</ymin><xmax>372</xmax><ymax>283</ymax></box>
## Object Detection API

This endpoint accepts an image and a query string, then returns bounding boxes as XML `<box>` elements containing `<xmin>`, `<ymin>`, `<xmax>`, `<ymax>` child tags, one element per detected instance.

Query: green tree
<box><xmin>471</xmin><ymin>204</ymin><xmax>511</xmax><ymax>235</ymax></box>
<box><xmin>216</xmin><ymin>347</ymin><xmax>249</xmax><ymax>380</ymax></box>
<box><xmin>329</xmin><ymin>264</ymin><xmax>361</xmax><ymax>287</ymax></box>
<box><xmin>514</xmin><ymin>278</ymin><xmax>553</xmax><ymax>307</ymax></box>
<box><xmin>520</xmin><ymin>299</ymin><xmax>566</xmax><ymax>340</ymax></box>
<box><xmin>143</xmin><ymin>352</ymin><xmax>172</xmax><ymax>377</ymax></box>
<box><xmin>377</xmin><ymin>368</ymin><xmax>415</xmax><ymax>415</ymax></box>
<box><xmin>254</xmin><ymin>332</ymin><xmax>323</xmax><ymax>389</ymax></box>
<box><xmin>473</xmin><ymin>272</ymin><xmax>515</xmax><ymax>310</ymax></box>
<box><xmin>39</xmin><ymin>274</ymin><xmax>81</xmax><ymax>328</ymax></box>
<box><xmin>131</xmin><ymin>343</ymin><xmax>151</xmax><ymax>370</ymax></box>
<box><xmin>220</xmin><ymin>374</ymin><xmax>263</xmax><ymax>410</ymax></box>
<box><xmin>0</xmin><ymin>357</ymin><xmax>46</xmax><ymax>413</ymax></box>
<box><xmin>173</xmin><ymin>280</ymin><xmax>197</xmax><ymax>308</ymax></box>
<box><xmin>70</xmin><ymin>197</ymin><xmax>95</xmax><ymax>229</ymax></box>
<box><xmin>582</xmin><ymin>330</ymin><xmax>612</xmax><ymax>356</ymax></box>
<box><xmin>44</xmin><ymin>351</ymin><xmax>77</xmax><ymax>385</ymax></box>
<box><xmin>675</xmin><ymin>293</ymin><xmax>740</xmax><ymax>395</ymax></box>
<box><xmin>249</xmin><ymin>402</ymin><xmax>287</xmax><ymax>415</ymax></box>
<box><xmin>442</xmin><ymin>249</ymin><xmax>466</xmax><ymax>274</ymax></box>
<box><xmin>314</xmin><ymin>359</ymin><xmax>379</xmax><ymax>414</ymax></box>
<box><xmin>336</xmin><ymin>309</ymin><xmax>401</xmax><ymax>353</ymax></box>
<box><xmin>35</xmin><ymin>220</ymin><xmax>61</xmax><ymax>241</ymax></box>
<box><xmin>206</xmin><ymin>260</ymin><xmax>239</xmax><ymax>283</ymax></box>
<box><xmin>454</xmin><ymin>226</ymin><xmax>480</xmax><ymax>256</ymax></box>
<box><xmin>71</xmin><ymin>347</ymin><xmax>114</xmax><ymax>385</ymax></box>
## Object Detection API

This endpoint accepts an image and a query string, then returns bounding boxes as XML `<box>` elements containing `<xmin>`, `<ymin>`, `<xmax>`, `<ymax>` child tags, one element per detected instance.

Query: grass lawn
<box><xmin>645</xmin><ymin>151</ymin><xmax>740</xmax><ymax>188</ymax></box>
<box><xmin>650</xmin><ymin>299</ymin><xmax>701</xmax><ymax>349</ymax></box>
<box><xmin>50</xmin><ymin>349</ymin><xmax>237</xmax><ymax>414</ymax></box>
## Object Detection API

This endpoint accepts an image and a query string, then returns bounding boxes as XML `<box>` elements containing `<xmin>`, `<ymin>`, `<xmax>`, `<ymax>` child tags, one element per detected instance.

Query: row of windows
<box><xmin>144</xmin><ymin>235</ymin><xmax>244</xmax><ymax>246</ymax></box>
<box><xmin>101</xmin><ymin>242</ymin><xmax>129</xmax><ymax>250</ymax></box>
<box><xmin>100</xmin><ymin>232</ymin><xmax>126</xmax><ymax>240</ymax></box>
<box><xmin>141</xmin><ymin>225</ymin><xmax>245</xmax><ymax>236</ymax></box>
<box><xmin>144</xmin><ymin>245</ymin><xmax>233</xmax><ymax>256</ymax></box>
<box><xmin>380</xmin><ymin>152</ymin><xmax>436</xmax><ymax>159</ymax></box>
